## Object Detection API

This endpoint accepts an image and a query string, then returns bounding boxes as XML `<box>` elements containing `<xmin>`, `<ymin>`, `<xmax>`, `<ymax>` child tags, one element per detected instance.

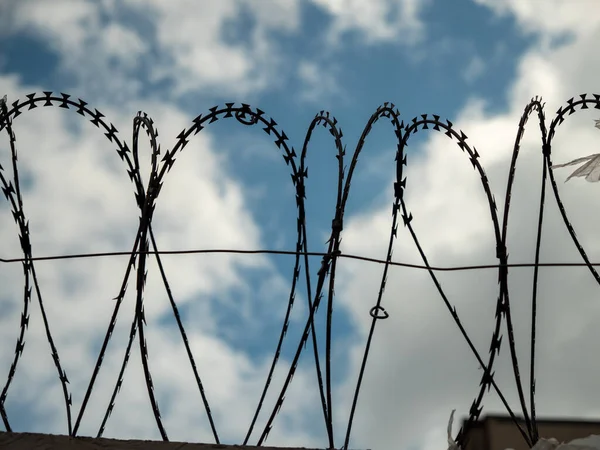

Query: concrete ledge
<box><xmin>0</xmin><ymin>431</ymin><xmax>327</xmax><ymax>450</ymax></box>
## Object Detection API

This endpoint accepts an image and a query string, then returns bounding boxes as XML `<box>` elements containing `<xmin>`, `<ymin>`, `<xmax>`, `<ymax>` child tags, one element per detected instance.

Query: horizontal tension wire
<box><xmin>0</xmin><ymin>248</ymin><xmax>598</xmax><ymax>272</ymax></box>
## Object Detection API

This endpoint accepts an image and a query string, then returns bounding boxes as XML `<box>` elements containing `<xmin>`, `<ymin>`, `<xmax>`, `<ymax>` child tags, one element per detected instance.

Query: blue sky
<box><xmin>1</xmin><ymin>1</ymin><xmax>600</xmax><ymax>449</ymax></box>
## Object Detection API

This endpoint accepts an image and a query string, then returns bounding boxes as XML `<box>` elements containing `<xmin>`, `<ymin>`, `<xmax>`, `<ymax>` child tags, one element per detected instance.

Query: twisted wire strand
<box><xmin>1</xmin><ymin>92</ymin><xmax>599</xmax><ymax>449</ymax></box>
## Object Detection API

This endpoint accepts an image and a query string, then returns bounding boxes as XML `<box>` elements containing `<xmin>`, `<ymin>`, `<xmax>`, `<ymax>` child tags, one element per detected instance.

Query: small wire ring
<box><xmin>369</xmin><ymin>305</ymin><xmax>389</xmax><ymax>319</ymax></box>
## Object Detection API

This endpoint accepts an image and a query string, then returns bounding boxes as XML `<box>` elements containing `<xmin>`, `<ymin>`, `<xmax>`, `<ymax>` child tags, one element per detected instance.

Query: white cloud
<box><xmin>123</xmin><ymin>0</ymin><xmax>300</xmax><ymax>97</ymax></box>
<box><xmin>474</xmin><ymin>0</ymin><xmax>600</xmax><ymax>39</ymax></box>
<box><xmin>3</xmin><ymin>0</ymin><xmax>303</xmax><ymax>99</ymax></box>
<box><xmin>12</xmin><ymin>0</ymin><xmax>101</xmax><ymax>47</ymax></box>
<box><xmin>100</xmin><ymin>23</ymin><xmax>148</xmax><ymax>67</ymax></box>
<box><xmin>311</xmin><ymin>0</ymin><xmax>430</xmax><ymax>45</ymax></box>
<box><xmin>240</xmin><ymin>0</ymin><xmax>301</xmax><ymax>32</ymax></box>
<box><xmin>5</xmin><ymin>0</ymin><xmax>144</xmax><ymax>99</ymax></box>
<box><xmin>297</xmin><ymin>60</ymin><xmax>344</xmax><ymax>104</ymax></box>
<box><xmin>2</xmin><ymin>0</ymin><xmax>423</xmax><ymax>106</ymax></box>
<box><xmin>462</xmin><ymin>55</ymin><xmax>486</xmax><ymax>83</ymax></box>
<box><xmin>128</xmin><ymin>0</ymin><xmax>262</xmax><ymax>96</ymax></box>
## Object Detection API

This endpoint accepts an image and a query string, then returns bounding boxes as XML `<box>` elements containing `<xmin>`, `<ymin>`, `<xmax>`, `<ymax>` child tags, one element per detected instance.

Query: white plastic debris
<box><xmin>567</xmin><ymin>435</ymin><xmax>600</xmax><ymax>448</ymax></box>
<box><xmin>447</xmin><ymin>409</ymin><xmax>460</xmax><ymax>450</ymax></box>
<box><xmin>531</xmin><ymin>438</ymin><xmax>561</xmax><ymax>450</ymax></box>
<box><xmin>551</xmin><ymin>119</ymin><xmax>600</xmax><ymax>182</ymax></box>
<box><xmin>444</xmin><ymin>409</ymin><xmax>600</xmax><ymax>450</ymax></box>
<box><xmin>551</xmin><ymin>153</ymin><xmax>600</xmax><ymax>182</ymax></box>
<box><xmin>529</xmin><ymin>435</ymin><xmax>600</xmax><ymax>450</ymax></box>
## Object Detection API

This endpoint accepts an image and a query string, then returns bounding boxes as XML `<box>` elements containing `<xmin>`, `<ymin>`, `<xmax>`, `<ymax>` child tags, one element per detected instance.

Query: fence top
<box><xmin>0</xmin><ymin>431</ymin><xmax>359</xmax><ymax>450</ymax></box>
<box><xmin>2</xmin><ymin>92</ymin><xmax>600</xmax><ymax>449</ymax></box>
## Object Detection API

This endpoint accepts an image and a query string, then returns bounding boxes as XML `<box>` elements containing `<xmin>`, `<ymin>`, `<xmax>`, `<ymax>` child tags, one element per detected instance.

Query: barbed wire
<box><xmin>1</xmin><ymin>91</ymin><xmax>599</xmax><ymax>449</ymax></box>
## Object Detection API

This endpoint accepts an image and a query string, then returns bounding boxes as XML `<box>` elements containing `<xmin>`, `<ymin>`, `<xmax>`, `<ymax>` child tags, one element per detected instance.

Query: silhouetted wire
<box><xmin>528</xmin><ymin>143</ymin><xmax>549</xmax><ymax>445</ymax></box>
<box><xmin>491</xmin><ymin>98</ymin><xmax>548</xmax><ymax>446</ymax></box>
<box><xmin>243</xmin><ymin>109</ymin><xmax>326</xmax><ymax>446</ymax></box>
<box><xmin>4</xmin><ymin>249</ymin><xmax>600</xmax><ymax>271</ymax></box>
<box><xmin>396</xmin><ymin>111</ymin><xmax>529</xmax><ymax>448</ymax></box>
<box><xmin>1</xmin><ymin>96</ymin><xmax>74</xmax><ymax>435</ymax></box>
<box><xmin>500</xmin><ymin>99</ymin><xmax>540</xmax><ymax>443</ymax></box>
<box><xmin>2</xmin><ymin>91</ymin><xmax>600</xmax><ymax>450</ymax></box>
<box><xmin>341</xmin><ymin>104</ymin><xmax>404</xmax><ymax>450</ymax></box>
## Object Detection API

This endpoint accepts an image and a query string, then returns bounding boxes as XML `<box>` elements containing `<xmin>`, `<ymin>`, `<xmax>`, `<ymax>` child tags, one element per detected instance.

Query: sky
<box><xmin>1</xmin><ymin>0</ymin><xmax>600</xmax><ymax>449</ymax></box>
